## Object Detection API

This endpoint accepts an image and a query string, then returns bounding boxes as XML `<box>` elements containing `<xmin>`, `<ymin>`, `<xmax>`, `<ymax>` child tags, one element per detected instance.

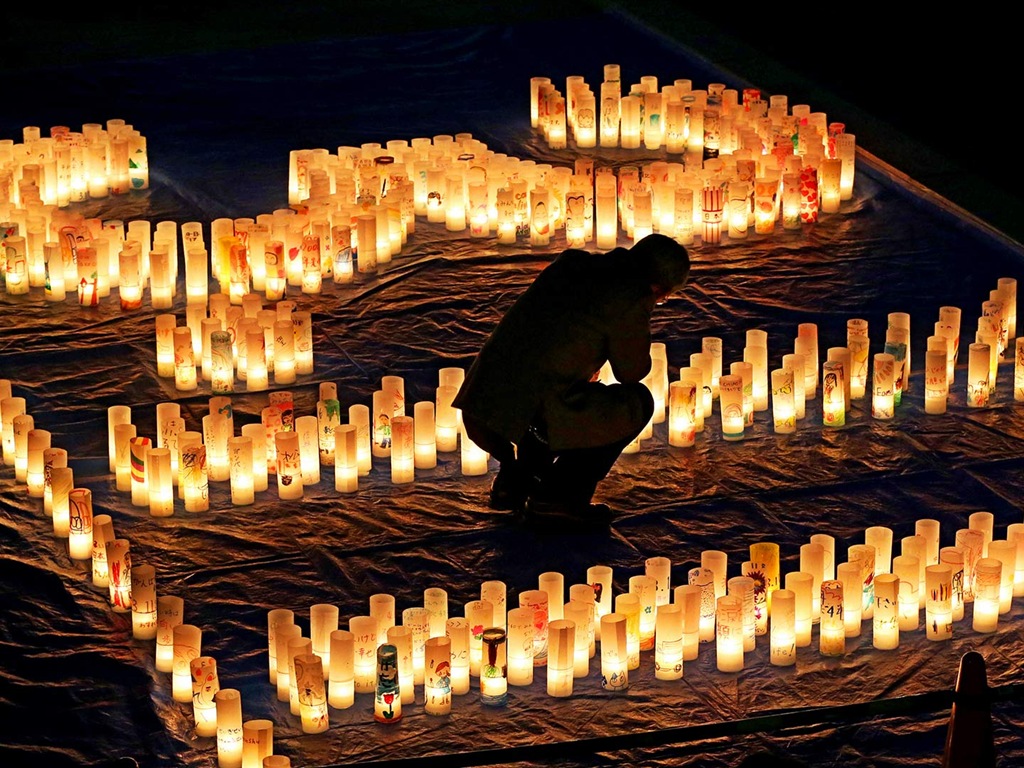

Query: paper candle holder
<box><xmin>191</xmin><ymin>656</ymin><xmax>220</xmax><ymax>738</ymax></box>
<box><xmin>241</xmin><ymin>719</ymin><xmax>274</xmax><ymax>768</ymax></box>
<box><xmin>328</xmin><ymin>629</ymin><xmax>355</xmax><ymax>709</ymax></box>
<box><xmin>67</xmin><ymin>487</ymin><xmax>94</xmax><ymax>561</ymax></box>
<box><xmin>424</xmin><ymin>636</ymin><xmax>453</xmax><ymax>715</ymax></box>
<box><xmin>131</xmin><ymin>563</ymin><xmax>157</xmax><ymax>640</ymax></box>
<box><xmin>172</xmin><ymin>623</ymin><xmax>202</xmax><ymax>703</ymax></box>
<box><xmin>215</xmin><ymin>688</ymin><xmax>243</xmax><ymax>768</ymax></box>
<box><xmin>479</xmin><ymin>627</ymin><xmax>508</xmax><ymax>706</ymax></box>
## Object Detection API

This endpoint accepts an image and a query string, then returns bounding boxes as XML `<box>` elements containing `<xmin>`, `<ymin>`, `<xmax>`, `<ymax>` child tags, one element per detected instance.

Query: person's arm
<box><xmin>607</xmin><ymin>297</ymin><xmax>654</xmax><ymax>384</ymax></box>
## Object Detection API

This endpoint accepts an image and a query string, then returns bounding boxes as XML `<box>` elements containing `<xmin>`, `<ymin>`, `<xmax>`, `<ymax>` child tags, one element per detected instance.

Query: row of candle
<box><xmin>1</xmin><ymin>120</ymin><xmax>150</xmax><ymax>210</ymax></box>
<box><xmin>5</xmin><ymin>373</ymin><xmax>1023</xmax><ymax>765</ymax></box>
<box><xmin>155</xmin><ymin>297</ymin><xmax>314</xmax><ymax>395</ymax></box>
<box><xmin>531</xmin><ymin>69</ymin><xmax>854</xmax><ymax>242</ymax></box>
<box><xmin>531</xmin><ymin>66</ymin><xmax>851</xmax><ymax>172</ymax></box>
<box><xmin>644</xmin><ymin>292</ymin><xmax>1022</xmax><ymax>449</ymax></box>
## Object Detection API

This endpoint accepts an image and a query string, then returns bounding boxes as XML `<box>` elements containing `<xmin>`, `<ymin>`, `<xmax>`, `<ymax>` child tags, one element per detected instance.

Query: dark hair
<box><xmin>630</xmin><ymin>233</ymin><xmax>690</xmax><ymax>291</ymax></box>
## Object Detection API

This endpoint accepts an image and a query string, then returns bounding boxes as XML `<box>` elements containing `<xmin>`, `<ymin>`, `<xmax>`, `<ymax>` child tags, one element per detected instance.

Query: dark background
<box><xmin>3</xmin><ymin>2</ymin><xmax>1018</xmax><ymax>244</ymax></box>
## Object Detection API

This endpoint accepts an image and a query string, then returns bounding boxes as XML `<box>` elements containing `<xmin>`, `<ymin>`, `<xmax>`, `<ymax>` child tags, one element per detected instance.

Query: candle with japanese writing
<box><xmin>506</xmin><ymin>606</ymin><xmax>534</xmax><ymax>686</ymax></box>
<box><xmin>446</xmin><ymin>617</ymin><xmax>471</xmax><ymax>695</ymax></box>
<box><xmin>105</xmin><ymin>538</ymin><xmax>132</xmax><ymax>613</ymax></box>
<box><xmin>67</xmin><ymin>487</ymin><xmax>94</xmax><ymax>561</ymax></box>
<box><xmin>872</xmin><ymin>573</ymin><xmax>900</xmax><ymax>650</ymax></box>
<box><xmin>402</xmin><ymin>606</ymin><xmax>430</xmax><ymax>685</ymax></box>
<box><xmin>215</xmin><ymin>688</ymin><xmax>243</xmax><ymax>768</ymax></box>
<box><xmin>819</xmin><ymin>580</ymin><xmax>845</xmax><ymax>657</ymax></box>
<box><xmin>274</xmin><ymin>432</ymin><xmax>302</xmax><ymax>499</ymax></box>
<box><xmin>349</xmin><ymin>616</ymin><xmax>378</xmax><ymax>694</ymax></box>
<box><xmin>479</xmin><ymin>627</ymin><xmax>510</xmax><ymax>707</ymax></box>
<box><xmin>770</xmin><ymin>588</ymin><xmax>796</xmax><ymax>666</ymax></box>
<box><xmin>43</xmin><ymin>448</ymin><xmax>67</xmax><ymax>520</ymax></box>
<box><xmin>155</xmin><ymin>595</ymin><xmax>184</xmax><ymax>674</ymax></box>
<box><xmin>129</xmin><ymin>563</ymin><xmax>157</xmax><ymax>640</ymax></box>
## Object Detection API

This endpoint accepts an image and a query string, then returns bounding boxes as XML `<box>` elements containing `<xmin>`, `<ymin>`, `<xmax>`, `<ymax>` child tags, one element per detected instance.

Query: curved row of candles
<box><xmin>0</xmin><ymin>120</ymin><xmax>150</xmax><ymax>210</ymax></box>
<box><xmin>530</xmin><ymin>66</ymin><xmax>856</xmax><ymax>243</ymax></box>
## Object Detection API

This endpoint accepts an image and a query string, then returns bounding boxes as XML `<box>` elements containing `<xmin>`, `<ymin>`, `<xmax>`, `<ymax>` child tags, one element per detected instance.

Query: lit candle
<box><xmin>600</xmin><ymin>613</ymin><xmax>629</xmax><ymax>690</ymax></box>
<box><xmin>892</xmin><ymin>555</ymin><xmax>920</xmax><ymax>632</ymax></box>
<box><xmin>925</xmin><ymin>564</ymin><xmax>953</xmax><ymax>641</ymax></box>
<box><xmin>872</xmin><ymin>573</ymin><xmax>900</xmax><ymax>650</ymax></box>
<box><xmin>818</xmin><ymin>580</ymin><xmax>845</xmax><ymax>657</ymax></box>
<box><xmin>156</xmin><ymin>596</ymin><xmax>184</xmax><ymax>673</ymax></box>
<box><xmin>241</xmin><ymin>719</ymin><xmax>274</xmax><ymax>768</ymax></box>
<box><xmin>215</xmin><ymin>688</ymin><xmax>243</xmax><ymax>768</ymax></box>
<box><xmin>972</xmin><ymin>558</ymin><xmax>1002</xmax><ymax>633</ymax></box>
<box><xmin>180</xmin><ymin>440</ymin><xmax>208</xmax><ymax>513</ymax></box>
<box><xmin>445</xmin><ymin>617</ymin><xmax>471</xmax><ymax>695</ymax></box>
<box><xmin>479</xmin><ymin>628</ymin><xmax>508</xmax><ymax>706</ymax></box>
<box><xmin>563</xmin><ymin>597</ymin><xmax>593</xmax><ymax>677</ymax></box>
<box><xmin>654</xmin><ymin>603</ymin><xmax>683</xmax><ymax>680</ymax></box>
<box><xmin>349</xmin><ymin>616</ymin><xmax>379</xmax><ymax>694</ymax></box>
<box><xmin>328</xmin><ymin>629</ymin><xmax>355</xmax><ymax>709</ymax></box>
<box><xmin>424</xmin><ymin>636</ymin><xmax>453</xmax><ymax>714</ymax></box>
<box><xmin>190</xmin><ymin>656</ymin><xmax>219</xmax><ymax>738</ymax></box>
<box><xmin>821</xmin><ymin>360</ymin><xmax>846</xmax><ymax>427</ymax></box>
<box><xmin>718</xmin><ymin>373</ymin><xmax>744</xmax><ymax>440</ymax></box>
<box><xmin>460</xmin><ymin>424</ymin><xmax>489</xmax><ymax>476</ymax></box>
<box><xmin>295</xmin><ymin>653</ymin><xmax>329</xmax><ymax>733</ymax></box>
<box><xmin>715</xmin><ymin>595</ymin><xmax>745</xmax><ymax>672</ymax></box>
<box><xmin>67</xmin><ymin>487</ymin><xmax>94</xmax><ymax>561</ymax></box>
<box><xmin>770</xmin><ymin>588</ymin><xmax>796</xmax><ymax>666</ymax></box>
<box><xmin>390</xmin><ymin>415</ymin><xmax>415</xmax><ymax>484</ymax></box>
<box><xmin>385</xmin><ymin>626</ymin><xmax>414</xmax><ymax>705</ymax></box>
<box><xmin>672</xmin><ymin>584</ymin><xmax>701</xmax><ymax>661</ymax></box>
<box><xmin>172</xmin><ymin>623</ymin><xmax>202</xmax><ymax>703</ymax></box>
<box><xmin>870</xmin><ymin>352</ymin><xmax>895</xmax><ymax>419</ymax></box>
<box><xmin>147</xmin><ymin>447</ymin><xmax>174</xmax><ymax>517</ymax></box>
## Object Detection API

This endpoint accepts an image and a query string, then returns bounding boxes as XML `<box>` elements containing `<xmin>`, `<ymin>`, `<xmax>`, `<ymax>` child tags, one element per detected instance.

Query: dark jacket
<box><xmin>453</xmin><ymin>247</ymin><xmax>655</xmax><ymax>451</ymax></box>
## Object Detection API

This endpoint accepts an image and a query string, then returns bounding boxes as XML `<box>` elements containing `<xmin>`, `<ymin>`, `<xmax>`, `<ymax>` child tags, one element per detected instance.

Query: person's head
<box><xmin>630</xmin><ymin>233</ymin><xmax>690</xmax><ymax>303</ymax></box>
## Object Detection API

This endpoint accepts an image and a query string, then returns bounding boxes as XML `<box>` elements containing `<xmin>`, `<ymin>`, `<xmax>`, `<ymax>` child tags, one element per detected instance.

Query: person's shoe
<box><xmin>522</xmin><ymin>498</ymin><xmax>614</xmax><ymax>530</ymax></box>
<box><xmin>489</xmin><ymin>468</ymin><xmax>529</xmax><ymax>512</ymax></box>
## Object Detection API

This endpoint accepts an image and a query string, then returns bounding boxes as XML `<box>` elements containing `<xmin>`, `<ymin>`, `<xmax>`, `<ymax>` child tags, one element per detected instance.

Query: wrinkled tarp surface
<box><xmin>1</xmin><ymin>9</ymin><xmax>1023</xmax><ymax>768</ymax></box>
